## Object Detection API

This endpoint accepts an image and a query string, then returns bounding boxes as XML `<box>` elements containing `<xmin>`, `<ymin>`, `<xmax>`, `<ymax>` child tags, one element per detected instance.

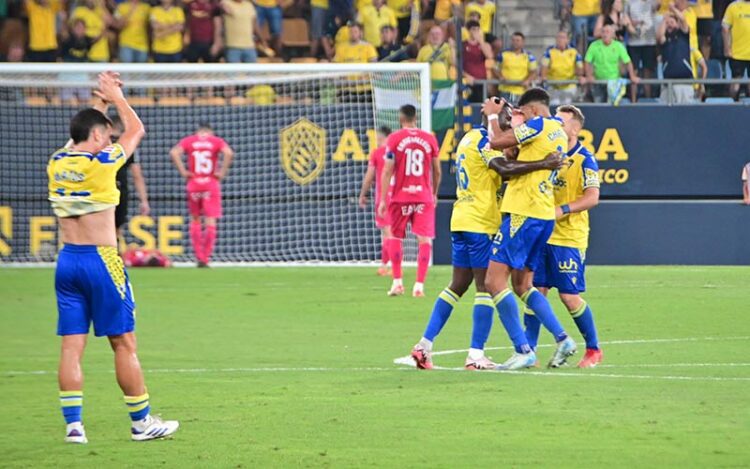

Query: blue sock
<box><xmin>59</xmin><ymin>391</ymin><xmax>83</xmax><ymax>424</ymax></box>
<box><xmin>423</xmin><ymin>288</ymin><xmax>460</xmax><ymax>342</ymax></box>
<box><xmin>470</xmin><ymin>293</ymin><xmax>494</xmax><ymax>349</ymax></box>
<box><xmin>571</xmin><ymin>301</ymin><xmax>599</xmax><ymax>350</ymax></box>
<box><xmin>523</xmin><ymin>309</ymin><xmax>541</xmax><ymax>350</ymax></box>
<box><xmin>522</xmin><ymin>288</ymin><xmax>568</xmax><ymax>343</ymax></box>
<box><xmin>493</xmin><ymin>289</ymin><xmax>531</xmax><ymax>354</ymax></box>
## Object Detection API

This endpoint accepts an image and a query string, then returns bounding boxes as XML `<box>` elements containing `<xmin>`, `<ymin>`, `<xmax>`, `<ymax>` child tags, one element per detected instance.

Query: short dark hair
<box><xmin>399</xmin><ymin>104</ymin><xmax>417</xmax><ymax>121</ymax></box>
<box><xmin>70</xmin><ymin>108</ymin><xmax>113</xmax><ymax>144</ymax></box>
<box><xmin>512</xmin><ymin>31</ymin><xmax>525</xmax><ymax>39</ymax></box>
<box><xmin>378</xmin><ymin>125</ymin><xmax>392</xmax><ymax>136</ymax></box>
<box><xmin>380</xmin><ymin>24</ymin><xmax>394</xmax><ymax>32</ymax></box>
<box><xmin>466</xmin><ymin>20</ymin><xmax>481</xmax><ymax>30</ymax></box>
<box><xmin>557</xmin><ymin>104</ymin><xmax>585</xmax><ymax>126</ymax></box>
<box><xmin>197</xmin><ymin>121</ymin><xmax>212</xmax><ymax>131</ymax></box>
<box><xmin>517</xmin><ymin>87</ymin><xmax>550</xmax><ymax>107</ymax></box>
<box><xmin>110</xmin><ymin>115</ymin><xmax>124</xmax><ymax>133</ymax></box>
<box><xmin>349</xmin><ymin>21</ymin><xmax>363</xmax><ymax>30</ymax></box>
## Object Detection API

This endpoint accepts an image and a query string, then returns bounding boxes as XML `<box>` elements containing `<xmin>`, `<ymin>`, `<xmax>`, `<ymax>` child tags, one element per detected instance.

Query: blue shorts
<box><xmin>256</xmin><ymin>5</ymin><xmax>283</xmax><ymax>35</ymax></box>
<box><xmin>490</xmin><ymin>215</ymin><xmax>555</xmax><ymax>271</ymax></box>
<box><xmin>533</xmin><ymin>244</ymin><xmax>587</xmax><ymax>294</ymax></box>
<box><xmin>451</xmin><ymin>232</ymin><xmax>492</xmax><ymax>269</ymax></box>
<box><xmin>56</xmin><ymin>245</ymin><xmax>136</xmax><ymax>337</ymax></box>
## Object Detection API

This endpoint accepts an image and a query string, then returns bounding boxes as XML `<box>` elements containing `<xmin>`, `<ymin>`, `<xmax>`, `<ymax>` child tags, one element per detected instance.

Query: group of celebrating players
<box><xmin>360</xmin><ymin>88</ymin><xmax>603</xmax><ymax>371</ymax></box>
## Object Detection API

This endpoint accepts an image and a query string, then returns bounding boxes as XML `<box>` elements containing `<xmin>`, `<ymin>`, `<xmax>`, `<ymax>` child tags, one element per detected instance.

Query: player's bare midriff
<box><xmin>58</xmin><ymin>208</ymin><xmax>118</xmax><ymax>247</ymax></box>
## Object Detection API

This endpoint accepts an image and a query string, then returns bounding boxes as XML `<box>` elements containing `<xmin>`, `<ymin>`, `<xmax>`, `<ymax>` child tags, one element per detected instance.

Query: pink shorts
<box><xmin>388</xmin><ymin>201</ymin><xmax>435</xmax><ymax>239</ymax></box>
<box><xmin>187</xmin><ymin>177</ymin><xmax>222</xmax><ymax>218</ymax></box>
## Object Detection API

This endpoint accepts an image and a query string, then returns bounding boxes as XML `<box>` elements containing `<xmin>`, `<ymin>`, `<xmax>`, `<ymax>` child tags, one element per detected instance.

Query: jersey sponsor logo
<box><xmin>558</xmin><ymin>258</ymin><xmax>579</xmax><ymax>273</ymax></box>
<box><xmin>400</xmin><ymin>203</ymin><xmax>426</xmax><ymax>216</ymax></box>
<box><xmin>54</xmin><ymin>170</ymin><xmax>85</xmax><ymax>183</ymax></box>
<box><xmin>280</xmin><ymin>118</ymin><xmax>327</xmax><ymax>186</ymax></box>
<box><xmin>514</xmin><ymin>124</ymin><xmax>537</xmax><ymax>142</ymax></box>
<box><xmin>547</xmin><ymin>128</ymin><xmax>565</xmax><ymax>142</ymax></box>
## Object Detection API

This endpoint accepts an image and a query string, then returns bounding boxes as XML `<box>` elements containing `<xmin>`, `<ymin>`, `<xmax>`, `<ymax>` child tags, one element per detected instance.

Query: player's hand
<box><xmin>542</xmin><ymin>151</ymin><xmax>565</xmax><ymax>170</ymax></box>
<box><xmin>94</xmin><ymin>71</ymin><xmax>125</xmax><ymax>103</ymax></box>
<box><xmin>180</xmin><ymin>170</ymin><xmax>193</xmax><ymax>179</ymax></box>
<box><xmin>482</xmin><ymin>97</ymin><xmax>506</xmax><ymax>116</ymax></box>
<box><xmin>358</xmin><ymin>194</ymin><xmax>368</xmax><ymax>209</ymax></box>
<box><xmin>140</xmin><ymin>200</ymin><xmax>151</xmax><ymax>216</ymax></box>
<box><xmin>630</xmin><ymin>76</ymin><xmax>641</xmax><ymax>85</ymax></box>
<box><xmin>377</xmin><ymin>201</ymin><xmax>387</xmax><ymax>218</ymax></box>
<box><xmin>555</xmin><ymin>206</ymin><xmax>565</xmax><ymax>219</ymax></box>
<box><xmin>215</xmin><ymin>171</ymin><xmax>226</xmax><ymax>181</ymax></box>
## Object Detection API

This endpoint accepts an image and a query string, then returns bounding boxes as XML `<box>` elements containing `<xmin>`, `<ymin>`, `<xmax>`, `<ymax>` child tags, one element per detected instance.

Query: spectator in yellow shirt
<box><xmin>71</xmin><ymin>0</ymin><xmax>112</xmax><ymax>62</ymax></box>
<box><xmin>254</xmin><ymin>0</ymin><xmax>283</xmax><ymax>55</ymax></box>
<box><xmin>723</xmin><ymin>0</ymin><xmax>750</xmax><ymax>100</ymax></box>
<box><xmin>150</xmin><ymin>0</ymin><xmax>185</xmax><ymax>62</ymax></box>
<box><xmin>221</xmin><ymin>0</ymin><xmax>258</xmax><ymax>62</ymax></box>
<box><xmin>464</xmin><ymin>0</ymin><xmax>496</xmax><ymax>35</ymax></box>
<box><xmin>387</xmin><ymin>0</ymin><xmax>418</xmax><ymax>41</ymax></box>
<box><xmin>416</xmin><ymin>25</ymin><xmax>453</xmax><ymax>80</ymax></box>
<box><xmin>25</xmin><ymin>0</ymin><xmax>63</xmax><ymax>62</ymax></box>
<box><xmin>496</xmin><ymin>32</ymin><xmax>538</xmax><ymax>102</ymax></box>
<box><xmin>541</xmin><ymin>30</ymin><xmax>584</xmax><ymax>104</ymax></box>
<box><xmin>571</xmin><ymin>0</ymin><xmax>600</xmax><ymax>50</ymax></box>
<box><xmin>357</xmin><ymin>0</ymin><xmax>397</xmax><ymax>47</ymax></box>
<box><xmin>333</xmin><ymin>22</ymin><xmax>378</xmax><ymax>63</ymax></box>
<box><xmin>114</xmin><ymin>0</ymin><xmax>151</xmax><ymax>63</ymax></box>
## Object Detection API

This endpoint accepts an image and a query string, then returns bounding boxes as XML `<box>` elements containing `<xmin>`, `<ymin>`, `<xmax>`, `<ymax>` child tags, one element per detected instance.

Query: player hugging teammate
<box><xmin>409</xmin><ymin>88</ymin><xmax>603</xmax><ymax>371</ymax></box>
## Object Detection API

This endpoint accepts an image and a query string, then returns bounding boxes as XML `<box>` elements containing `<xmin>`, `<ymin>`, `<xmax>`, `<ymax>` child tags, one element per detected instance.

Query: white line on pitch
<box><xmin>1</xmin><ymin>367</ymin><xmax>401</xmax><ymax>376</ymax></box>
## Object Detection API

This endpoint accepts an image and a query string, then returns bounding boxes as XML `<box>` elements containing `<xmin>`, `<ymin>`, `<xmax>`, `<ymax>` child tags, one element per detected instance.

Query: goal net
<box><xmin>0</xmin><ymin>63</ymin><xmax>431</xmax><ymax>265</ymax></box>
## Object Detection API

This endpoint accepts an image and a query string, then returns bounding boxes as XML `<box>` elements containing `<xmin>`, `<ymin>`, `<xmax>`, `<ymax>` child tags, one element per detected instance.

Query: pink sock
<box><xmin>381</xmin><ymin>239</ymin><xmax>390</xmax><ymax>266</ymax></box>
<box><xmin>190</xmin><ymin>222</ymin><xmax>205</xmax><ymax>263</ymax></box>
<box><xmin>203</xmin><ymin>225</ymin><xmax>217</xmax><ymax>263</ymax></box>
<box><xmin>416</xmin><ymin>242</ymin><xmax>432</xmax><ymax>283</ymax></box>
<box><xmin>387</xmin><ymin>238</ymin><xmax>403</xmax><ymax>280</ymax></box>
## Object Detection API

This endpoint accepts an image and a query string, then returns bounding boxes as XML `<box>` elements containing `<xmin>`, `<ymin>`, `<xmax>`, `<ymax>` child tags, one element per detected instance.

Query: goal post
<box><xmin>0</xmin><ymin>63</ymin><xmax>433</xmax><ymax>265</ymax></box>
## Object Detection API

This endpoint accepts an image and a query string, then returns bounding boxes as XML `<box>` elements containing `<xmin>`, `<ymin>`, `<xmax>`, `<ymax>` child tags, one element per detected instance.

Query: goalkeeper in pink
<box><xmin>170</xmin><ymin>123</ymin><xmax>234</xmax><ymax>267</ymax></box>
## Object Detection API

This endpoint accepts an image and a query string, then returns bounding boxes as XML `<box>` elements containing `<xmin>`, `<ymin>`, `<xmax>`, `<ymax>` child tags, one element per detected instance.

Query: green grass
<box><xmin>1</xmin><ymin>266</ymin><xmax>749</xmax><ymax>468</ymax></box>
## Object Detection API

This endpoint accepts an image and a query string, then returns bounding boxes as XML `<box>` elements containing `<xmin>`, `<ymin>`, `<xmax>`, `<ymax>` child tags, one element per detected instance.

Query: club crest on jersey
<box><xmin>280</xmin><ymin>118</ymin><xmax>326</xmax><ymax>185</ymax></box>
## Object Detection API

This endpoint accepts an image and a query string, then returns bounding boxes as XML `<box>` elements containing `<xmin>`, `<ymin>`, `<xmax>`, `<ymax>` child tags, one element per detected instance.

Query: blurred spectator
<box><xmin>487</xmin><ymin>33</ymin><xmax>503</xmax><ymax>56</ymax></box>
<box><xmin>674</xmin><ymin>0</ymin><xmax>698</xmax><ymax>49</ymax></box>
<box><xmin>246</xmin><ymin>84</ymin><xmax>276</xmax><ymax>104</ymax></box>
<box><xmin>571</xmin><ymin>0</ymin><xmax>600</xmax><ymax>50</ymax></box>
<box><xmin>658</xmin><ymin>12</ymin><xmax>706</xmax><ymax>103</ymax></box>
<box><xmin>710</xmin><ymin>0</ymin><xmax>732</xmax><ymax>60</ymax></box>
<box><xmin>462</xmin><ymin>20</ymin><xmax>492</xmax><ymax>102</ymax></box>
<box><xmin>150</xmin><ymin>0</ymin><xmax>185</xmax><ymax>62</ymax></box>
<box><xmin>184</xmin><ymin>0</ymin><xmax>222</xmax><ymax>63</ymax></box>
<box><xmin>496</xmin><ymin>32</ymin><xmax>537</xmax><ymax>103</ymax></box>
<box><xmin>387</xmin><ymin>0</ymin><xmax>416</xmax><ymax>41</ymax></box>
<box><xmin>254</xmin><ymin>0</ymin><xmax>282</xmax><ymax>55</ymax></box>
<box><xmin>4</xmin><ymin>41</ymin><xmax>25</xmax><ymax>62</ymax></box>
<box><xmin>625</xmin><ymin>0</ymin><xmax>658</xmax><ymax>101</ymax></box>
<box><xmin>694</xmin><ymin>0</ymin><xmax>712</xmax><ymax>60</ymax></box>
<box><xmin>25</xmin><ymin>0</ymin><xmax>63</xmax><ymax>62</ymax></box>
<box><xmin>377</xmin><ymin>24</ymin><xmax>408</xmax><ymax>61</ymax></box>
<box><xmin>0</xmin><ymin>42</ymin><xmax>24</xmax><ymax>101</ymax></box>
<box><xmin>221</xmin><ymin>0</ymin><xmax>257</xmax><ymax>63</ymax></box>
<box><xmin>71</xmin><ymin>0</ymin><xmax>112</xmax><ymax>62</ymax></box>
<box><xmin>322</xmin><ymin>0</ymin><xmax>354</xmax><ymax>60</ymax></box>
<box><xmin>60</xmin><ymin>18</ymin><xmax>93</xmax><ymax>103</ymax></box>
<box><xmin>464</xmin><ymin>0</ymin><xmax>495</xmax><ymax>35</ymax></box>
<box><xmin>357</xmin><ymin>0</ymin><xmax>396</xmax><ymax>47</ymax></box>
<box><xmin>594</xmin><ymin>0</ymin><xmax>632</xmax><ymax>41</ymax></box>
<box><xmin>542</xmin><ymin>30</ymin><xmax>583</xmax><ymax>104</ymax></box>
<box><xmin>433</xmin><ymin>0</ymin><xmax>459</xmax><ymax>39</ymax></box>
<box><xmin>584</xmin><ymin>23</ymin><xmax>640</xmax><ymax>102</ymax></box>
<box><xmin>742</xmin><ymin>161</ymin><xmax>750</xmax><ymax>205</ymax></box>
<box><xmin>114</xmin><ymin>0</ymin><xmax>151</xmax><ymax>63</ymax></box>
<box><xmin>309</xmin><ymin>0</ymin><xmax>327</xmax><ymax>58</ymax></box>
<box><xmin>722</xmin><ymin>0</ymin><xmax>750</xmax><ymax>100</ymax></box>
<box><xmin>417</xmin><ymin>25</ymin><xmax>453</xmax><ymax>80</ymax></box>
<box><xmin>333</xmin><ymin>22</ymin><xmax>377</xmax><ymax>62</ymax></box>
<box><xmin>460</xmin><ymin>10</ymin><xmax>481</xmax><ymax>42</ymax></box>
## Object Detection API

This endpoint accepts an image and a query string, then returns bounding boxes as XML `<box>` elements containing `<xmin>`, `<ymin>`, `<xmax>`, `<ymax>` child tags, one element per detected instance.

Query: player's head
<box><xmin>349</xmin><ymin>22</ymin><xmax>363</xmax><ymax>43</ymax></box>
<box><xmin>556</xmin><ymin>104</ymin><xmax>585</xmax><ymax>142</ymax></box>
<box><xmin>376</xmin><ymin>125</ymin><xmax>392</xmax><ymax>146</ymax></box>
<box><xmin>70</xmin><ymin>108</ymin><xmax>113</xmax><ymax>150</ymax></box>
<box><xmin>196</xmin><ymin>121</ymin><xmax>214</xmax><ymax>135</ymax></box>
<box><xmin>511</xmin><ymin>32</ymin><xmax>524</xmax><ymax>51</ymax></box>
<box><xmin>601</xmin><ymin>24</ymin><xmax>615</xmax><ymax>44</ymax></box>
<box><xmin>399</xmin><ymin>104</ymin><xmax>417</xmax><ymax>127</ymax></box>
<box><xmin>110</xmin><ymin>115</ymin><xmax>124</xmax><ymax>140</ymax></box>
<box><xmin>556</xmin><ymin>30</ymin><xmax>570</xmax><ymax>49</ymax></box>
<box><xmin>516</xmin><ymin>88</ymin><xmax>550</xmax><ymax>121</ymax></box>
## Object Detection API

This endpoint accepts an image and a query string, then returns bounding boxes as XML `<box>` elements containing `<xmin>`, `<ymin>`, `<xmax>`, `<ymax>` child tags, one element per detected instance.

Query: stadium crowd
<box><xmin>0</xmin><ymin>0</ymin><xmax>748</xmax><ymax>102</ymax></box>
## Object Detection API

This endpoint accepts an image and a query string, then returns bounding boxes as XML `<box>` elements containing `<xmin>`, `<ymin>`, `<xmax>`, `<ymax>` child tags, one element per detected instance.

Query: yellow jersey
<box><xmin>115</xmin><ymin>1</ymin><xmax>151</xmax><ymax>52</ymax></box>
<box><xmin>357</xmin><ymin>4</ymin><xmax>397</xmax><ymax>46</ymax></box>
<box><xmin>387</xmin><ymin>0</ymin><xmax>415</xmax><ymax>19</ymax></box>
<box><xmin>150</xmin><ymin>6</ymin><xmax>185</xmax><ymax>54</ymax></box>
<box><xmin>26</xmin><ymin>0</ymin><xmax>61</xmax><ymax>51</ymax></box>
<box><xmin>572</xmin><ymin>0</ymin><xmax>599</xmax><ymax>16</ymax></box>
<box><xmin>255</xmin><ymin>0</ymin><xmax>277</xmax><ymax>8</ymax></box>
<box><xmin>464</xmin><ymin>0</ymin><xmax>496</xmax><ymax>33</ymax></box>
<box><xmin>547</xmin><ymin>141</ymin><xmax>600</xmax><ymax>249</ymax></box>
<box><xmin>434</xmin><ymin>0</ymin><xmax>459</xmax><ymax>21</ymax></box>
<box><xmin>48</xmin><ymin>144</ymin><xmax>128</xmax><ymax>218</ymax></box>
<box><xmin>498</xmin><ymin>49</ymin><xmax>538</xmax><ymax>95</ymax></box>
<box><xmin>417</xmin><ymin>43</ymin><xmax>453</xmax><ymax>80</ymax></box>
<box><xmin>311</xmin><ymin>0</ymin><xmax>328</xmax><ymax>8</ymax></box>
<box><xmin>724</xmin><ymin>0</ymin><xmax>750</xmax><ymax>60</ymax></box>
<box><xmin>356</xmin><ymin>0</ymin><xmax>372</xmax><ymax>11</ymax></box>
<box><xmin>451</xmin><ymin>127</ymin><xmax>503</xmax><ymax>235</ymax></box>
<box><xmin>542</xmin><ymin>46</ymin><xmax>582</xmax><ymax>89</ymax></box>
<box><xmin>501</xmin><ymin>116</ymin><xmax>567</xmax><ymax>220</ymax></box>
<box><xmin>694</xmin><ymin>0</ymin><xmax>712</xmax><ymax>18</ymax></box>
<box><xmin>333</xmin><ymin>41</ymin><xmax>378</xmax><ymax>63</ymax></box>
<box><xmin>71</xmin><ymin>5</ymin><xmax>109</xmax><ymax>61</ymax></box>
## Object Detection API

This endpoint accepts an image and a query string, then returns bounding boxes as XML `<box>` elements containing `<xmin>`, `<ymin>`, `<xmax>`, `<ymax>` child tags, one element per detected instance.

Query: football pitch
<box><xmin>1</xmin><ymin>266</ymin><xmax>749</xmax><ymax>467</ymax></box>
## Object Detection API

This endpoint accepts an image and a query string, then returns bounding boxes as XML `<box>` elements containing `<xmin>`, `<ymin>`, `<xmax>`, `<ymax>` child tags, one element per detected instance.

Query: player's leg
<box><xmin>377</xmin><ymin>226</ymin><xmax>391</xmax><ymax>276</ymax></box>
<box><xmin>187</xmin><ymin>181</ymin><xmax>205</xmax><ymax>265</ymax></box>
<box><xmin>59</xmin><ymin>334</ymin><xmax>88</xmax><ymax>443</ymax></box>
<box><xmin>385</xmin><ymin>203</ymin><xmax>407</xmax><ymax>296</ymax></box>
<box><xmin>201</xmin><ymin>179</ymin><xmax>223</xmax><ymax>266</ymax></box>
<box><xmin>463</xmin><ymin>233</ymin><xmax>496</xmax><ymax>370</ymax></box>
<box><xmin>412</xmin><ymin>202</ymin><xmax>436</xmax><ymax>297</ymax></box>
<box><xmin>522</xmin><ymin>245</ymin><xmax>551</xmax><ymax>351</ymax></box>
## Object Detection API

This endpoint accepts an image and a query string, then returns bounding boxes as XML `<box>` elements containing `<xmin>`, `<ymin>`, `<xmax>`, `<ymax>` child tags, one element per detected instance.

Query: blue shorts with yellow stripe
<box><xmin>490</xmin><ymin>214</ymin><xmax>554</xmax><ymax>271</ymax></box>
<box><xmin>55</xmin><ymin>244</ymin><xmax>136</xmax><ymax>337</ymax></box>
<box><xmin>533</xmin><ymin>244</ymin><xmax>587</xmax><ymax>294</ymax></box>
<box><xmin>451</xmin><ymin>231</ymin><xmax>492</xmax><ymax>269</ymax></box>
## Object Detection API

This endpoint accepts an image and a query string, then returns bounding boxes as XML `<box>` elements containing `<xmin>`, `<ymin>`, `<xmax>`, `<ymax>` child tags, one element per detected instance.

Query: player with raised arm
<box><xmin>378</xmin><ymin>105</ymin><xmax>441</xmax><ymax>298</ymax></box>
<box><xmin>410</xmin><ymin>111</ymin><xmax>564</xmax><ymax>370</ymax></box>
<box><xmin>481</xmin><ymin>88</ymin><xmax>578</xmax><ymax>370</ymax></box>
<box><xmin>524</xmin><ymin>105</ymin><xmax>603</xmax><ymax>368</ymax></box>
<box><xmin>170</xmin><ymin>123</ymin><xmax>234</xmax><ymax>267</ymax></box>
<box><xmin>358</xmin><ymin>126</ymin><xmax>393</xmax><ymax>276</ymax></box>
<box><xmin>112</xmin><ymin>116</ymin><xmax>150</xmax><ymax>244</ymax></box>
<box><xmin>48</xmin><ymin>71</ymin><xmax>178</xmax><ymax>444</ymax></box>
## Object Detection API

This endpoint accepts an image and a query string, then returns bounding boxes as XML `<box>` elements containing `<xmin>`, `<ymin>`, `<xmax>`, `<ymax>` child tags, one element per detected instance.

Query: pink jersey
<box><xmin>179</xmin><ymin>134</ymin><xmax>228</xmax><ymax>178</ymax></box>
<box><xmin>385</xmin><ymin>128</ymin><xmax>439</xmax><ymax>204</ymax></box>
<box><xmin>368</xmin><ymin>146</ymin><xmax>393</xmax><ymax>204</ymax></box>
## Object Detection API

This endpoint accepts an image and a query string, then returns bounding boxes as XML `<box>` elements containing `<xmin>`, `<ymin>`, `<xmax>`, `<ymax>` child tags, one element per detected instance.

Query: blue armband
<box><xmin>561</xmin><ymin>205</ymin><xmax>571</xmax><ymax>215</ymax></box>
